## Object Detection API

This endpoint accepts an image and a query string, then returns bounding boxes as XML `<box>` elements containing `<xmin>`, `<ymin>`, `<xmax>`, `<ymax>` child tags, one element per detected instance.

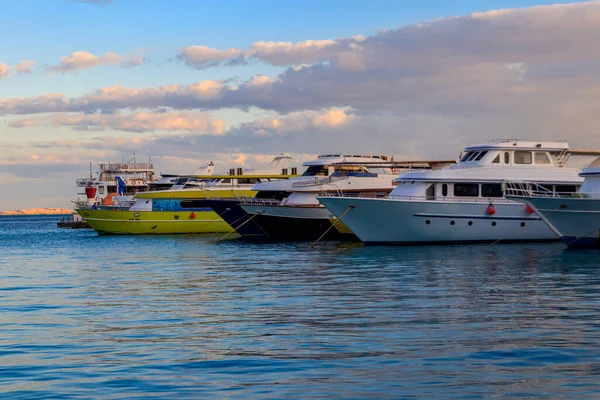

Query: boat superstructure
<box><xmin>505</xmin><ymin>165</ymin><xmax>600</xmax><ymax>248</ymax></box>
<box><xmin>230</xmin><ymin>154</ymin><xmax>455</xmax><ymax>241</ymax></box>
<box><xmin>76</xmin><ymin>155</ymin><xmax>156</xmax><ymax>206</ymax></box>
<box><xmin>318</xmin><ymin>140</ymin><xmax>600</xmax><ymax>244</ymax></box>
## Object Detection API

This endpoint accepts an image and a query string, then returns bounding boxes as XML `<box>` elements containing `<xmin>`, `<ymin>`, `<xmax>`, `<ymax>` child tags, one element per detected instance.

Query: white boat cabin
<box><xmin>390</xmin><ymin>140</ymin><xmax>598</xmax><ymax>202</ymax></box>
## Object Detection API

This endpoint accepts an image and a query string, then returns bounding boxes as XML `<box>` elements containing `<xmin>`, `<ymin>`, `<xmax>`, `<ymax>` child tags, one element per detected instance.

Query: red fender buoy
<box><xmin>189</xmin><ymin>212</ymin><xmax>196</xmax><ymax>219</ymax></box>
<box><xmin>486</xmin><ymin>204</ymin><xmax>496</xmax><ymax>215</ymax></box>
<box><xmin>525</xmin><ymin>205</ymin><xmax>535</xmax><ymax>214</ymax></box>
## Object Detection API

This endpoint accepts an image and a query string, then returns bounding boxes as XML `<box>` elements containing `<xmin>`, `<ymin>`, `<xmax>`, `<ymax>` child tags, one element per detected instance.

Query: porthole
<box><xmin>521</xmin><ymin>222</ymin><xmax>526</xmax><ymax>227</ymax></box>
<box><xmin>174</xmin><ymin>215</ymin><xmax>180</xmax><ymax>220</ymax></box>
<box><xmin>425</xmin><ymin>220</ymin><xmax>431</xmax><ymax>225</ymax></box>
<box><xmin>491</xmin><ymin>221</ymin><xmax>497</xmax><ymax>227</ymax></box>
<box><xmin>468</xmin><ymin>221</ymin><xmax>473</xmax><ymax>226</ymax></box>
<box><xmin>450</xmin><ymin>220</ymin><xmax>455</xmax><ymax>226</ymax></box>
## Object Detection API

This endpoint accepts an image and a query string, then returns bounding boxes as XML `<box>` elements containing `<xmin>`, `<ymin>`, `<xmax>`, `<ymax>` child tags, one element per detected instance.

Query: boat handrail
<box><xmin>503</xmin><ymin>180</ymin><xmax>583</xmax><ymax>198</ymax></box>
<box><xmin>239</xmin><ymin>198</ymin><xmax>282</xmax><ymax>206</ymax></box>
<box><xmin>321</xmin><ymin>192</ymin><xmax>523</xmax><ymax>204</ymax></box>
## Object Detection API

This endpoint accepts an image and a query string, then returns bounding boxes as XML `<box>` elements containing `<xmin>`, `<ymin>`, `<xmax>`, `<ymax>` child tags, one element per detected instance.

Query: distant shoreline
<box><xmin>0</xmin><ymin>208</ymin><xmax>72</xmax><ymax>216</ymax></box>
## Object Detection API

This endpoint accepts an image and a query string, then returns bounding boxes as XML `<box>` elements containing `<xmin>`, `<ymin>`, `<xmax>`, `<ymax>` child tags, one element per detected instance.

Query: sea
<box><xmin>1</xmin><ymin>215</ymin><xmax>600</xmax><ymax>399</ymax></box>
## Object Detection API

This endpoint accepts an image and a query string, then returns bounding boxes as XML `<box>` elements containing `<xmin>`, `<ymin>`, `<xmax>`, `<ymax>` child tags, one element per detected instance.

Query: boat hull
<box><xmin>75</xmin><ymin>208</ymin><xmax>233</xmax><ymax>235</ymax></box>
<box><xmin>318</xmin><ymin>197</ymin><xmax>559</xmax><ymax>244</ymax></box>
<box><xmin>240</xmin><ymin>204</ymin><xmax>354</xmax><ymax>241</ymax></box>
<box><xmin>509</xmin><ymin>196</ymin><xmax>600</xmax><ymax>248</ymax></box>
<box><xmin>199</xmin><ymin>199</ymin><xmax>266</xmax><ymax>238</ymax></box>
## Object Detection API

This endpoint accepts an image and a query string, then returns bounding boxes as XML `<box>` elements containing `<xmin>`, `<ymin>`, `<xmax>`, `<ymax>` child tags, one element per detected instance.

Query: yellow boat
<box><xmin>75</xmin><ymin>173</ymin><xmax>296</xmax><ymax>235</ymax></box>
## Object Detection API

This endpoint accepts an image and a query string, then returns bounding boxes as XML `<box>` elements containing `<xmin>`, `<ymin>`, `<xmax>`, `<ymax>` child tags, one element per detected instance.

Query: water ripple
<box><xmin>1</xmin><ymin>215</ymin><xmax>600</xmax><ymax>398</ymax></box>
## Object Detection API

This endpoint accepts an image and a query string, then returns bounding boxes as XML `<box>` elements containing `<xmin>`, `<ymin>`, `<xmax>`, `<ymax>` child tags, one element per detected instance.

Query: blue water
<box><xmin>1</xmin><ymin>215</ymin><xmax>600</xmax><ymax>399</ymax></box>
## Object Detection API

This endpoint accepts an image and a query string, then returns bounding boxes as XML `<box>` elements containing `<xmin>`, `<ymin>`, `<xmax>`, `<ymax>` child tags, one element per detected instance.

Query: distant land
<box><xmin>0</xmin><ymin>208</ymin><xmax>72</xmax><ymax>216</ymax></box>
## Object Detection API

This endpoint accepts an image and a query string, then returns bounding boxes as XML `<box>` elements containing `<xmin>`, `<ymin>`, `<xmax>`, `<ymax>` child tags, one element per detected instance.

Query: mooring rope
<box><xmin>311</xmin><ymin>204</ymin><xmax>355</xmax><ymax>248</ymax></box>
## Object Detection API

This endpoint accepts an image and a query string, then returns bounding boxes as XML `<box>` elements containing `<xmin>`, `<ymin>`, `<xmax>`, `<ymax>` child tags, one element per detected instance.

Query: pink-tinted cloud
<box><xmin>0</xmin><ymin>63</ymin><xmax>8</xmax><ymax>79</ymax></box>
<box><xmin>10</xmin><ymin>111</ymin><xmax>226</xmax><ymax>134</ymax></box>
<box><xmin>179</xmin><ymin>39</ymin><xmax>342</xmax><ymax>68</ymax></box>
<box><xmin>46</xmin><ymin>51</ymin><xmax>144</xmax><ymax>74</ymax></box>
<box><xmin>14</xmin><ymin>60</ymin><xmax>36</xmax><ymax>74</ymax></box>
<box><xmin>0</xmin><ymin>60</ymin><xmax>36</xmax><ymax>79</ymax></box>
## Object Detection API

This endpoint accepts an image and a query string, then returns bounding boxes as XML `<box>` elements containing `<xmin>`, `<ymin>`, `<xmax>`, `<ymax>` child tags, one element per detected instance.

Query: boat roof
<box><xmin>465</xmin><ymin>139</ymin><xmax>570</xmax><ymax>152</ymax></box>
<box><xmin>303</xmin><ymin>154</ymin><xmax>455</xmax><ymax>167</ymax></box>
<box><xmin>303</xmin><ymin>155</ymin><xmax>394</xmax><ymax>166</ymax></box>
<box><xmin>189</xmin><ymin>174</ymin><xmax>299</xmax><ymax>179</ymax></box>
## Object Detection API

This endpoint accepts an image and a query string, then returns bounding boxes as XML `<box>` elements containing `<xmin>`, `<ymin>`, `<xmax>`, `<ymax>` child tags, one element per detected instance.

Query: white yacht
<box><xmin>505</xmin><ymin>166</ymin><xmax>600</xmax><ymax>248</ymax></box>
<box><xmin>318</xmin><ymin>140</ymin><xmax>600</xmax><ymax>244</ymax></box>
<box><xmin>238</xmin><ymin>155</ymin><xmax>453</xmax><ymax>241</ymax></box>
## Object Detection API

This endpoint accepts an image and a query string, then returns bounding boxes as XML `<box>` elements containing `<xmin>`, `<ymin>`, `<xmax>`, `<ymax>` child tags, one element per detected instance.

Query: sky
<box><xmin>0</xmin><ymin>0</ymin><xmax>598</xmax><ymax>210</ymax></box>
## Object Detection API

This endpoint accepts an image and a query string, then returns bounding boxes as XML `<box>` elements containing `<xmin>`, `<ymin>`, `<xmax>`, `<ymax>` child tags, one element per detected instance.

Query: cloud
<box><xmin>46</xmin><ymin>51</ymin><xmax>144</xmax><ymax>74</ymax></box>
<box><xmin>9</xmin><ymin>110</ymin><xmax>226</xmax><ymax>134</ymax></box>
<box><xmin>178</xmin><ymin>39</ymin><xmax>339</xmax><ymax>69</ymax></box>
<box><xmin>0</xmin><ymin>63</ymin><xmax>8</xmax><ymax>79</ymax></box>
<box><xmin>3</xmin><ymin>1</ymin><xmax>600</xmax><ymax>154</ymax></box>
<box><xmin>14</xmin><ymin>60</ymin><xmax>36</xmax><ymax>74</ymax></box>
<box><xmin>0</xmin><ymin>60</ymin><xmax>36</xmax><ymax>79</ymax></box>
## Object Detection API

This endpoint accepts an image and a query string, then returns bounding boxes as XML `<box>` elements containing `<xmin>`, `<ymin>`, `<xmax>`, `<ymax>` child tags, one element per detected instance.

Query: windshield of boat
<box><xmin>302</xmin><ymin>166</ymin><xmax>329</xmax><ymax>176</ymax></box>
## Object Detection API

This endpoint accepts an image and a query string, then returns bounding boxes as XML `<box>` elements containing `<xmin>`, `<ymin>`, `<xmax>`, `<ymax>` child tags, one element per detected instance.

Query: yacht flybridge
<box><xmin>318</xmin><ymin>140</ymin><xmax>600</xmax><ymax>244</ymax></box>
<box><xmin>208</xmin><ymin>154</ymin><xmax>455</xmax><ymax>241</ymax></box>
<box><xmin>505</xmin><ymin>166</ymin><xmax>600</xmax><ymax>248</ymax></box>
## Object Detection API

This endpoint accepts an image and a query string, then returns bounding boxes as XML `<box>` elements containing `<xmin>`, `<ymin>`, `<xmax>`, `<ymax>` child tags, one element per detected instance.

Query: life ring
<box><xmin>131</xmin><ymin>180</ymin><xmax>136</xmax><ymax>186</ymax></box>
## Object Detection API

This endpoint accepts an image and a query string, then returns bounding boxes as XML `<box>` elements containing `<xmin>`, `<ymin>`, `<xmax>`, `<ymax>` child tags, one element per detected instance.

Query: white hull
<box><xmin>512</xmin><ymin>197</ymin><xmax>600</xmax><ymax>247</ymax></box>
<box><xmin>318</xmin><ymin>197</ymin><xmax>559</xmax><ymax>244</ymax></box>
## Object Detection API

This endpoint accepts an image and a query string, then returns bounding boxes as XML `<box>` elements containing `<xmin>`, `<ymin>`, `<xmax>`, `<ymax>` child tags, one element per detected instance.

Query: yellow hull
<box><xmin>329</xmin><ymin>218</ymin><xmax>354</xmax><ymax>235</ymax></box>
<box><xmin>76</xmin><ymin>189</ymin><xmax>257</xmax><ymax>235</ymax></box>
<box><xmin>76</xmin><ymin>209</ymin><xmax>234</xmax><ymax>235</ymax></box>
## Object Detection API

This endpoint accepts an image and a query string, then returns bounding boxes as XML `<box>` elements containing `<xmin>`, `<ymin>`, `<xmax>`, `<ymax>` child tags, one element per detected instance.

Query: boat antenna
<box><xmin>89</xmin><ymin>162</ymin><xmax>92</xmax><ymax>179</ymax></box>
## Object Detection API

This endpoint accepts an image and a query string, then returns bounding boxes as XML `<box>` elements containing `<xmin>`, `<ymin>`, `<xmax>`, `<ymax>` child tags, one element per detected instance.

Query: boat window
<box><xmin>534</xmin><ymin>152</ymin><xmax>551</xmax><ymax>164</ymax></box>
<box><xmin>454</xmin><ymin>183</ymin><xmax>479</xmax><ymax>197</ymax></box>
<box><xmin>302</xmin><ymin>165</ymin><xmax>329</xmax><ymax>176</ymax></box>
<box><xmin>475</xmin><ymin>151</ymin><xmax>488</xmax><ymax>161</ymax></box>
<box><xmin>334</xmin><ymin>166</ymin><xmax>366</xmax><ymax>173</ymax></box>
<box><xmin>221</xmin><ymin>179</ymin><xmax>231</xmax><ymax>184</ymax></box>
<box><xmin>442</xmin><ymin>183</ymin><xmax>448</xmax><ymax>197</ymax></box>
<box><xmin>491</xmin><ymin>154</ymin><xmax>500</xmax><ymax>164</ymax></box>
<box><xmin>99</xmin><ymin>186</ymin><xmax>105</xmax><ymax>194</ymax></box>
<box><xmin>481</xmin><ymin>183</ymin><xmax>503</xmax><ymax>198</ymax></box>
<box><xmin>514</xmin><ymin>151</ymin><xmax>532</xmax><ymax>164</ymax></box>
<box><xmin>460</xmin><ymin>152</ymin><xmax>472</xmax><ymax>162</ymax></box>
<box><xmin>504</xmin><ymin>152</ymin><xmax>510</xmax><ymax>164</ymax></box>
<box><xmin>554</xmin><ymin>185</ymin><xmax>578</xmax><ymax>194</ymax></box>
<box><xmin>180</xmin><ymin>200</ymin><xmax>208</xmax><ymax>208</ymax></box>
<box><xmin>238</xmin><ymin>178</ymin><xmax>261</xmax><ymax>184</ymax></box>
<box><xmin>255</xmin><ymin>191</ymin><xmax>290</xmax><ymax>201</ymax></box>
<box><xmin>466</xmin><ymin>152</ymin><xmax>480</xmax><ymax>161</ymax></box>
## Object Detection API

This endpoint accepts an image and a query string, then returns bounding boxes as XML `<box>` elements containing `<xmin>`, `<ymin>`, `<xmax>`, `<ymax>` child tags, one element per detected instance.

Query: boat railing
<box><xmin>239</xmin><ymin>198</ymin><xmax>282</xmax><ymax>206</ymax></box>
<box><xmin>503</xmin><ymin>180</ymin><xmax>582</xmax><ymax>198</ymax></box>
<box><xmin>292</xmin><ymin>176</ymin><xmax>341</xmax><ymax>187</ymax></box>
<box><xmin>320</xmin><ymin>191</ymin><xmax>522</xmax><ymax>204</ymax></box>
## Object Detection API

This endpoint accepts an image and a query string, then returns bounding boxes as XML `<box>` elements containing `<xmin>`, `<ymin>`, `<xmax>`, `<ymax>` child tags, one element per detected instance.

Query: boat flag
<box><xmin>115</xmin><ymin>176</ymin><xmax>127</xmax><ymax>196</ymax></box>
